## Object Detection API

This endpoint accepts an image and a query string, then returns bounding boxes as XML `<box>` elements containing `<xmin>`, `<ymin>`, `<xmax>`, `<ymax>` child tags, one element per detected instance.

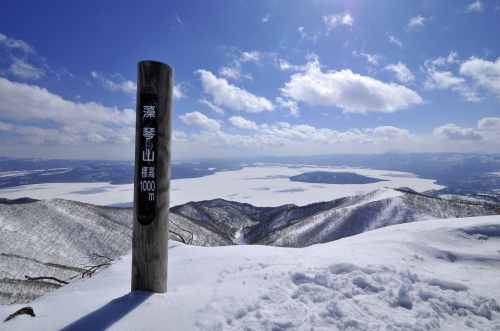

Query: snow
<box><xmin>0</xmin><ymin>165</ymin><xmax>443</xmax><ymax>208</ymax></box>
<box><xmin>1</xmin><ymin>216</ymin><xmax>499</xmax><ymax>330</ymax></box>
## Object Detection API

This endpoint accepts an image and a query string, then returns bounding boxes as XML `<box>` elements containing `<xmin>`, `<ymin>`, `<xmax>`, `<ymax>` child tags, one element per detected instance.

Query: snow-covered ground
<box><xmin>0</xmin><ymin>165</ymin><xmax>443</xmax><ymax>207</ymax></box>
<box><xmin>2</xmin><ymin>216</ymin><xmax>499</xmax><ymax>330</ymax></box>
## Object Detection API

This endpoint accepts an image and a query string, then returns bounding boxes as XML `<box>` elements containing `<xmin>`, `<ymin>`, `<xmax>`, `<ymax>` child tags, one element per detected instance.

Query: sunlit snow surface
<box><xmin>1</xmin><ymin>216</ymin><xmax>499</xmax><ymax>330</ymax></box>
<box><xmin>0</xmin><ymin>165</ymin><xmax>443</xmax><ymax>207</ymax></box>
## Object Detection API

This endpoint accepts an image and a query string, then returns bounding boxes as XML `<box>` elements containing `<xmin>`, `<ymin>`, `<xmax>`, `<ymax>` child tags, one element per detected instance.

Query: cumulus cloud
<box><xmin>427</xmin><ymin>51</ymin><xmax>459</xmax><ymax>67</ymax></box>
<box><xmin>275</xmin><ymin>97</ymin><xmax>299</xmax><ymax>117</ymax></box>
<box><xmin>424</xmin><ymin>70</ymin><xmax>465</xmax><ymax>90</ymax></box>
<box><xmin>198</xmin><ymin>99</ymin><xmax>224</xmax><ymax>114</ymax></box>
<box><xmin>460</xmin><ymin>57</ymin><xmax>500</xmax><ymax>98</ymax></box>
<box><xmin>422</xmin><ymin>52</ymin><xmax>480</xmax><ymax>101</ymax></box>
<box><xmin>467</xmin><ymin>0</ymin><xmax>483</xmax><ymax>11</ymax></box>
<box><xmin>179</xmin><ymin>111</ymin><xmax>221</xmax><ymax>131</ymax></box>
<box><xmin>196</xmin><ymin>69</ymin><xmax>274</xmax><ymax>113</ymax></box>
<box><xmin>323</xmin><ymin>11</ymin><xmax>353</xmax><ymax>35</ymax></box>
<box><xmin>218</xmin><ymin>66</ymin><xmax>249</xmax><ymax>81</ymax></box>
<box><xmin>262</xmin><ymin>14</ymin><xmax>271</xmax><ymax>22</ymax></box>
<box><xmin>433</xmin><ymin>124</ymin><xmax>483</xmax><ymax>140</ymax></box>
<box><xmin>172</xmin><ymin>131</ymin><xmax>188</xmax><ymax>142</ymax></box>
<box><xmin>369</xmin><ymin>126</ymin><xmax>411</xmax><ymax>139</ymax></box>
<box><xmin>217</xmin><ymin>50</ymin><xmax>261</xmax><ymax>81</ymax></box>
<box><xmin>478</xmin><ymin>117</ymin><xmax>500</xmax><ymax>129</ymax></box>
<box><xmin>387</xmin><ymin>35</ymin><xmax>403</xmax><ymax>49</ymax></box>
<box><xmin>279</xmin><ymin>56</ymin><xmax>422</xmax><ymax>113</ymax></box>
<box><xmin>228</xmin><ymin>116</ymin><xmax>259</xmax><ymax>130</ymax></box>
<box><xmin>0</xmin><ymin>77</ymin><xmax>135</xmax><ymax>145</ymax></box>
<box><xmin>173</xmin><ymin>84</ymin><xmax>185</xmax><ymax>99</ymax></box>
<box><xmin>385</xmin><ymin>62</ymin><xmax>415</xmax><ymax>83</ymax></box>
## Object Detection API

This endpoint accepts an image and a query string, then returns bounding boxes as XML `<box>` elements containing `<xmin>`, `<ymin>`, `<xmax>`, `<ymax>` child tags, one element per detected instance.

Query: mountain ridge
<box><xmin>2</xmin><ymin>187</ymin><xmax>500</xmax><ymax>304</ymax></box>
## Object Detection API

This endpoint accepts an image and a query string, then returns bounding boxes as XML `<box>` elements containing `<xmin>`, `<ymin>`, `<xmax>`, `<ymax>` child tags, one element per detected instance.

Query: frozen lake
<box><xmin>0</xmin><ymin>165</ymin><xmax>444</xmax><ymax>207</ymax></box>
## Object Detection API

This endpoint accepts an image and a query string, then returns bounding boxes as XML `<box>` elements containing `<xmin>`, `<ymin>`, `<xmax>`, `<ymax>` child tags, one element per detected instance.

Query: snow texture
<box><xmin>1</xmin><ymin>216</ymin><xmax>499</xmax><ymax>330</ymax></box>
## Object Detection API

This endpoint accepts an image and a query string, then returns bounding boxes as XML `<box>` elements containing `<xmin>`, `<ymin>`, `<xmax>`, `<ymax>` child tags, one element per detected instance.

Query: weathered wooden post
<box><xmin>132</xmin><ymin>61</ymin><xmax>173</xmax><ymax>293</ymax></box>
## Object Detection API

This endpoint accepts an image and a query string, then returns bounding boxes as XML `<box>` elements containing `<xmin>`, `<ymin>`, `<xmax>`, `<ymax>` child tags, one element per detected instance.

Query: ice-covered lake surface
<box><xmin>0</xmin><ymin>165</ymin><xmax>443</xmax><ymax>207</ymax></box>
<box><xmin>1</xmin><ymin>216</ymin><xmax>499</xmax><ymax>330</ymax></box>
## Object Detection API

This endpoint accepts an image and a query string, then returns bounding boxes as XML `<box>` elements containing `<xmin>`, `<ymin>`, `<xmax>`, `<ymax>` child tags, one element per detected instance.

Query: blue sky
<box><xmin>1</xmin><ymin>0</ymin><xmax>500</xmax><ymax>160</ymax></box>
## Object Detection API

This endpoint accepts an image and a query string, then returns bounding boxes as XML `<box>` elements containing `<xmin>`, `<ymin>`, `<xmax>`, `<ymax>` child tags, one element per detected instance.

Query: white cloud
<box><xmin>0</xmin><ymin>121</ymin><xmax>13</xmax><ymax>131</ymax></box>
<box><xmin>262</xmin><ymin>14</ymin><xmax>271</xmax><ymax>22</ymax></box>
<box><xmin>179</xmin><ymin>111</ymin><xmax>221</xmax><ymax>131</ymax></box>
<box><xmin>369</xmin><ymin>126</ymin><xmax>411</xmax><ymax>139</ymax></box>
<box><xmin>298</xmin><ymin>27</ymin><xmax>319</xmax><ymax>43</ymax></box>
<box><xmin>173</xmin><ymin>84</ymin><xmax>185</xmax><ymax>99</ymax></box>
<box><xmin>228</xmin><ymin>116</ymin><xmax>259</xmax><ymax>130</ymax></box>
<box><xmin>196</xmin><ymin>69</ymin><xmax>274</xmax><ymax>113</ymax></box>
<box><xmin>433</xmin><ymin>124</ymin><xmax>483</xmax><ymax>140</ymax></box>
<box><xmin>387</xmin><ymin>35</ymin><xmax>403</xmax><ymax>49</ymax></box>
<box><xmin>8</xmin><ymin>58</ymin><xmax>45</xmax><ymax>80</ymax></box>
<box><xmin>175</xmin><ymin>13</ymin><xmax>183</xmax><ymax>24</ymax></box>
<box><xmin>424</xmin><ymin>70</ymin><xmax>465</xmax><ymax>90</ymax></box>
<box><xmin>460</xmin><ymin>57</ymin><xmax>500</xmax><ymax>98</ymax></box>
<box><xmin>407</xmin><ymin>15</ymin><xmax>426</xmax><ymax>29</ymax></box>
<box><xmin>385</xmin><ymin>62</ymin><xmax>415</xmax><ymax>83</ymax></box>
<box><xmin>275</xmin><ymin>97</ymin><xmax>299</xmax><ymax>117</ymax></box>
<box><xmin>352</xmin><ymin>51</ymin><xmax>383</xmax><ymax>66</ymax></box>
<box><xmin>299</xmin><ymin>27</ymin><xmax>306</xmax><ymax>39</ymax></box>
<box><xmin>467</xmin><ymin>0</ymin><xmax>483</xmax><ymax>11</ymax></box>
<box><xmin>427</xmin><ymin>51</ymin><xmax>459</xmax><ymax>67</ymax></box>
<box><xmin>422</xmin><ymin>52</ymin><xmax>480</xmax><ymax>101</ymax></box>
<box><xmin>478</xmin><ymin>117</ymin><xmax>500</xmax><ymax>129</ymax></box>
<box><xmin>278</xmin><ymin>59</ymin><xmax>309</xmax><ymax>71</ymax></box>
<box><xmin>323</xmin><ymin>11</ymin><xmax>354</xmax><ymax>35</ymax></box>
<box><xmin>0</xmin><ymin>77</ymin><xmax>135</xmax><ymax>145</ymax></box>
<box><xmin>217</xmin><ymin>51</ymin><xmax>260</xmax><ymax>81</ymax></box>
<box><xmin>172</xmin><ymin>131</ymin><xmax>188</xmax><ymax>142</ymax></box>
<box><xmin>279</xmin><ymin>56</ymin><xmax>423</xmax><ymax>114</ymax></box>
<box><xmin>91</xmin><ymin>71</ymin><xmax>136</xmax><ymax>94</ymax></box>
<box><xmin>198</xmin><ymin>99</ymin><xmax>224</xmax><ymax>114</ymax></box>
<box><xmin>0</xmin><ymin>32</ymin><xmax>33</xmax><ymax>54</ymax></box>
<box><xmin>219</xmin><ymin>66</ymin><xmax>245</xmax><ymax>80</ymax></box>
<box><xmin>90</xmin><ymin>71</ymin><xmax>184</xmax><ymax>99</ymax></box>
<box><xmin>240</xmin><ymin>51</ymin><xmax>261</xmax><ymax>63</ymax></box>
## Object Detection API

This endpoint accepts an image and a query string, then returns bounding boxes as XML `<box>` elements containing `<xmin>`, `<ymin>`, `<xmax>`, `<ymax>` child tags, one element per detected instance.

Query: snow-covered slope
<box><xmin>2</xmin><ymin>188</ymin><xmax>500</xmax><ymax>305</ymax></box>
<box><xmin>0</xmin><ymin>199</ymin><xmax>231</xmax><ymax>305</ymax></box>
<box><xmin>1</xmin><ymin>216</ymin><xmax>499</xmax><ymax>330</ymax></box>
<box><xmin>252</xmin><ymin>188</ymin><xmax>500</xmax><ymax>247</ymax></box>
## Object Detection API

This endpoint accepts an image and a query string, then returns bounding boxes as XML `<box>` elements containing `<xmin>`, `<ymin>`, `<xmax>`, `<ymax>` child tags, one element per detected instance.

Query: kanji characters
<box><xmin>143</xmin><ymin>105</ymin><xmax>156</xmax><ymax>118</ymax></box>
<box><xmin>143</xmin><ymin>127</ymin><xmax>155</xmax><ymax>140</ymax></box>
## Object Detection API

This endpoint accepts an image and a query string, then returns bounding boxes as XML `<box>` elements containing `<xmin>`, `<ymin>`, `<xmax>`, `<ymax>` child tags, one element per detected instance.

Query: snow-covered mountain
<box><xmin>1</xmin><ymin>216</ymin><xmax>499</xmax><ymax>330</ymax></box>
<box><xmin>2</xmin><ymin>187</ymin><xmax>500</xmax><ymax>306</ymax></box>
<box><xmin>173</xmin><ymin>187</ymin><xmax>500</xmax><ymax>247</ymax></box>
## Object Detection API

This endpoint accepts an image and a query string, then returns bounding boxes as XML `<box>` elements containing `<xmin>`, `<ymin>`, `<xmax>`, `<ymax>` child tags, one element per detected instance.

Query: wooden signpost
<box><xmin>132</xmin><ymin>61</ymin><xmax>173</xmax><ymax>293</ymax></box>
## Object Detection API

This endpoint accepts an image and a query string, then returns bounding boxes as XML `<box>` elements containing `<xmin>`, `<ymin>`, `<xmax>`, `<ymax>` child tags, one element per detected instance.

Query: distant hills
<box><xmin>1</xmin><ymin>152</ymin><xmax>500</xmax><ymax>192</ymax></box>
<box><xmin>2</xmin><ymin>187</ymin><xmax>500</xmax><ymax>304</ymax></box>
<box><xmin>289</xmin><ymin>171</ymin><xmax>387</xmax><ymax>184</ymax></box>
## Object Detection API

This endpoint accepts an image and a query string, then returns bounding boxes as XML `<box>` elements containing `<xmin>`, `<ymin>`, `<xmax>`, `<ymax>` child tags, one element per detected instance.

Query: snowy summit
<box><xmin>1</xmin><ymin>215</ymin><xmax>499</xmax><ymax>330</ymax></box>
